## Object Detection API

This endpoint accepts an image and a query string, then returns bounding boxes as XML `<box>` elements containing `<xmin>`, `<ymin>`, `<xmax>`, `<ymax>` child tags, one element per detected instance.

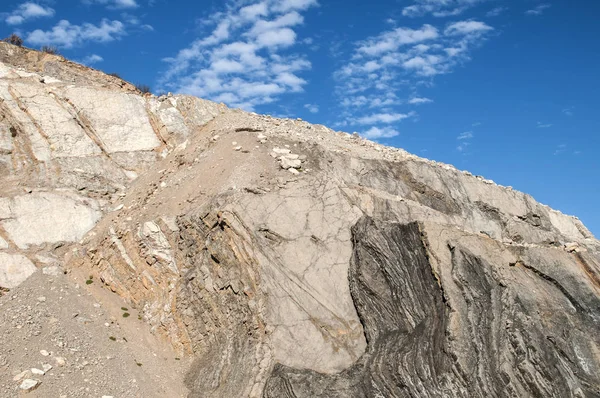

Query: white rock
<box><xmin>0</xmin><ymin>192</ymin><xmax>101</xmax><ymax>249</ymax></box>
<box><xmin>234</xmin><ymin>146</ymin><xmax>242</xmax><ymax>151</ymax></box>
<box><xmin>257</xmin><ymin>134</ymin><xmax>267</xmax><ymax>141</ymax></box>
<box><xmin>280</xmin><ymin>157</ymin><xmax>302</xmax><ymax>170</ymax></box>
<box><xmin>19</xmin><ymin>379</ymin><xmax>41</xmax><ymax>392</ymax></box>
<box><xmin>42</xmin><ymin>266</ymin><xmax>63</xmax><ymax>277</ymax></box>
<box><xmin>31</xmin><ymin>368</ymin><xmax>45</xmax><ymax>375</ymax></box>
<box><xmin>289</xmin><ymin>168</ymin><xmax>300</xmax><ymax>175</ymax></box>
<box><xmin>0</xmin><ymin>253</ymin><xmax>37</xmax><ymax>289</ymax></box>
<box><xmin>42</xmin><ymin>364</ymin><xmax>52</xmax><ymax>372</ymax></box>
<box><xmin>273</xmin><ymin>147</ymin><xmax>291</xmax><ymax>155</ymax></box>
<box><xmin>40</xmin><ymin>350</ymin><xmax>50</xmax><ymax>356</ymax></box>
<box><xmin>37</xmin><ymin>296</ymin><xmax>46</xmax><ymax>302</ymax></box>
<box><xmin>54</xmin><ymin>357</ymin><xmax>66</xmax><ymax>367</ymax></box>
<box><xmin>63</xmin><ymin>87</ymin><xmax>161</xmax><ymax>153</ymax></box>
<box><xmin>13</xmin><ymin>370</ymin><xmax>30</xmax><ymax>382</ymax></box>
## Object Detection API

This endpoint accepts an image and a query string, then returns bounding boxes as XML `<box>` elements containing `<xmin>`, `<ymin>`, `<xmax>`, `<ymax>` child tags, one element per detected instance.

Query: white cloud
<box><xmin>402</xmin><ymin>0</ymin><xmax>488</xmax><ymax>18</ymax></box>
<box><xmin>362</xmin><ymin>126</ymin><xmax>400</xmax><ymax>139</ymax></box>
<box><xmin>304</xmin><ymin>103</ymin><xmax>319</xmax><ymax>113</ymax></box>
<box><xmin>537</xmin><ymin>122</ymin><xmax>552</xmax><ymax>128</ymax></box>
<box><xmin>5</xmin><ymin>2</ymin><xmax>55</xmax><ymax>25</ymax></box>
<box><xmin>81</xmin><ymin>54</ymin><xmax>104</xmax><ymax>65</ymax></box>
<box><xmin>444</xmin><ymin>20</ymin><xmax>493</xmax><ymax>36</ymax></box>
<box><xmin>408</xmin><ymin>97</ymin><xmax>433</xmax><ymax>104</ymax></box>
<box><xmin>255</xmin><ymin>27</ymin><xmax>296</xmax><ymax>48</ymax></box>
<box><xmin>554</xmin><ymin>144</ymin><xmax>566</xmax><ymax>155</ymax></box>
<box><xmin>272</xmin><ymin>0</ymin><xmax>319</xmax><ymax>13</ymax></box>
<box><xmin>562</xmin><ymin>107</ymin><xmax>574</xmax><ymax>116</ymax></box>
<box><xmin>275</xmin><ymin>72</ymin><xmax>306</xmax><ymax>91</ymax></box>
<box><xmin>486</xmin><ymin>7</ymin><xmax>505</xmax><ymax>17</ymax></box>
<box><xmin>356</xmin><ymin>25</ymin><xmax>439</xmax><ymax>57</ymax></box>
<box><xmin>526</xmin><ymin>4</ymin><xmax>551</xmax><ymax>16</ymax></box>
<box><xmin>158</xmin><ymin>0</ymin><xmax>317</xmax><ymax>111</ymax></box>
<box><xmin>27</xmin><ymin>19</ymin><xmax>126</xmax><ymax>48</ymax></box>
<box><xmin>82</xmin><ymin>0</ymin><xmax>138</xmax><ymax>9</ymax></box>
<box><xmin>456</xmin><ymin>142</ymin><xmax>469</xmax><ymax>152</ymax></box>
<box><xmin>457</xmin><ymin>131</ymin><xmax>473</xmax><ymax>140</ymax></box>
<box><xmin>356</xmin><ymin>112</ymin><xmax>412</xmax><ymax>125</ymax></box>
<box><xmin>403</xmin><ymin>55</ymin><xmax>441</xmax><ymax>76</ymax></box>
<box><xmin>334</xmin><ymin>18</ymin><xmax>494</xmax><ymax>134</ymax></box>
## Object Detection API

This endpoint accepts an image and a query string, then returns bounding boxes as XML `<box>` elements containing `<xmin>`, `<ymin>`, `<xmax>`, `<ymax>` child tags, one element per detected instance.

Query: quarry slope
<box><xmin>0</xmin><ymin>42</ymin><xmax>599</xmax><ymax>398</ymax></box>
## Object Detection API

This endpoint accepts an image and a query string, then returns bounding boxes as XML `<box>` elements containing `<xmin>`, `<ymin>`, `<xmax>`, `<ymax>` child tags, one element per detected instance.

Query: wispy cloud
<box><xmin>486</xmin><ymin>7</ymin><xmax>506</xmax><ymax>17</ymax></box>
<box><xmin>525</xmin><ymin>4</ymin><xmax>551</xmax><ymax>16</ymax></box>
<box><xmin>5</xmin><ymin>2</ymin><xmax>55</xmax><ymax>25</ymax></box>
<box><xmin>334</xmin><ymin>18</ymin><xmax>494</xmax><ymax>138</ymax></box>
<box><xmin>401</xmin><ymin>0</ymin><xmax>489</xmax><ymax>18</ymax></box>
<box><xmin>554</xmin><ymin>144</ymin><xmax>566</xmax><ymax>155</ymax></box>
<box><xmin>80</xmin><ymin>54</ymin><xmax>104</xmax><ymax>65</ymax></box>
<box><xmin>304</xmin><ymin>103</ymin><xmax>319</xmax><ymax>113</ymax></box>
<box><xmin>408</xmin><ymin>97</ymin><xmax>433</xmax><ymax>105</ymax></box>
<box><xmin>82</xmin><ymin>0</ymin><xmax>139</xmax><ymax>9</ymax></box>
<box><xmin>456</xmin><ymin>130</ymin><xmax>474</xmax><ymax>152</ymax></box>
<box><xmin>158</xmin><ymin>0</ymin><xmax>318</xmax><ymax>111</ymax></box>
<box><xmin>27</xmin><ymin>19</ymin><xmax>126</xmax><ymax>48</ymax></box>
<box><xmin>362</xmin><ymin>126</ymin><xmax>400</xmax><ymax>139</ymax></box>
<box><xmin>562</xmin><ymin>106</ymin><xmax>574</xmax><ymax>116</ymax></box>
<box><xmin>355</xmin><ymin>112</ymin><xmax>413</xmax><ymax>125</ymax></box>
<box><xmin>457</xmin><ymin>131</ymin><xmax>473</xmax><ymax>140</ymax></box>
<box><xmin>537</xmin><ymin>121</ymin><xmax>552</xmax><ymax>128</ymax></box>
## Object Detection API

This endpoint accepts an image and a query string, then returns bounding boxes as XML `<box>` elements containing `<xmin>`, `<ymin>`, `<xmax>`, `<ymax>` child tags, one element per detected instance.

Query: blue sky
<box><xmin>1</xmin><ymin>0</ymin><xmax>599</xmax><ymax>236</ymax></box>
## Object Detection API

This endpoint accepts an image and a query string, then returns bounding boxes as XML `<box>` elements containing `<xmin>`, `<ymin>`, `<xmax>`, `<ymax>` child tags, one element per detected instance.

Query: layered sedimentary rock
<box><xmin>1</xmin><ymin>42</ymin><xmax>599</xmax><ymax>397</ymax></box>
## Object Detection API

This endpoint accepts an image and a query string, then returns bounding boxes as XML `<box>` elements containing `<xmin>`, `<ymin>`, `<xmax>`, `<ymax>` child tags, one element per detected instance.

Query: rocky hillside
<box><xmin>1</xmin><ymin>42</ymin><xmax>599</xmax><ymax>397</ymax></box>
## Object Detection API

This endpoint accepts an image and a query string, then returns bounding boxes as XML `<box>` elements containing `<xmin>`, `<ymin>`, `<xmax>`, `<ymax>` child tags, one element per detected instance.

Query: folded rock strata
<box><xmin>0</xmin><ymin>42</ymin><xmax>598</xmax><ymax>397</ymax></box>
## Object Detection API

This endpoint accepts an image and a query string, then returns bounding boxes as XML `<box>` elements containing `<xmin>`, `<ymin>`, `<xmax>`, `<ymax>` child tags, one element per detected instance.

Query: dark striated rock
<box><xmin>264</xmin><ymin>217</ymin><xmax>600</xmax><ymax>398</ymax></box>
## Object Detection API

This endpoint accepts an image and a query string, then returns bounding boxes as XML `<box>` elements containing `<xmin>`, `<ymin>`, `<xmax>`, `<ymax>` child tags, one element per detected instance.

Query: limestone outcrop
<box><xmin>0</xmin><ymin>42</ymin><xmax>598</xmax><ymax>397</ymax></box>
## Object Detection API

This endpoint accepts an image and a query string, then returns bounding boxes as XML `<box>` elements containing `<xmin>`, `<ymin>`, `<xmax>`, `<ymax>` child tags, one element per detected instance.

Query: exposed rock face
<box><xmin>0</xmin><ymin>42</ymin><xmax>599</xmax><ymax>398</ymax></box>
<box><xmin>265</xmin><ymin>219</ymin><xmax>600</xmax><ymax>397</ymax></box>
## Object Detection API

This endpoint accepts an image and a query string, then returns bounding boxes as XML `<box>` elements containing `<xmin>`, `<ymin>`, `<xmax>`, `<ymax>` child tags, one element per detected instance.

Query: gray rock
<box><xmin>0</xmin><ymin>252</ymin><xmax>37</xmax><ymax>288</ymax></box>
<box><xmin>19</xmin><ymin>379</ymin><xmax>41</xmax><ymax>392</ymax></box>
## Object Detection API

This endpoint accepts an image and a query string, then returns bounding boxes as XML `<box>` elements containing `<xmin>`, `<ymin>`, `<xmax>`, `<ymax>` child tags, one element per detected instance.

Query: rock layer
<box><xmin>264</xmin><ymin>218</ymin><xmax>600</xmax><ymax>397</ymax></box>
<box><xmin>0</xmin><ymin>42</ymin><xmax>599</xmax><ymax>398</ymax></box>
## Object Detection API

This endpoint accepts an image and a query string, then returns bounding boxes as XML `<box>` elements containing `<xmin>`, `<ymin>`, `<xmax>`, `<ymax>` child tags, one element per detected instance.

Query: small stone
<box><xmin>42</xmin><ymin>266</ymin><xmax>62</xmax><ymax>277</ymax></box>
<box><xmin>19</xmin><ymin>379</ymin><xmax>41</xmax><ymax>392</ymax></box>
<box><xmin>13</xmin><ymin>370</ymin><xmax>30</xmax><ymax>382</ymax></box>
<box><xmin>232</xmin><ymin>141</ymin><xmax>237</xmax><ymax>145</ymax></box>
<box><xmin>234</xmin><ymin>146</ymin><xmax>242</xmax><ymax>151</ymax></box>
<box><xmin>31</xmin><ymin>368</ymin><xmax>45</xmax><ymax>375</ymax></box>
<box><xmin>37</xmin><ymin>296</ymin><xmax>46</xmax><ymax>303</ymax></box>
<box><xmin>257</xmin><ymin>134</ymin><xmax>267</xmax><ymax>141</ymax></box>
<box><xmin>289</xmin><ymin>168</ymin><xmax>300</xmax><ymax>175</ymax></box>
<box><xmin>112</xmin><ymin>204</ymin><xmax>124</xmax><ymax>212</ymax></box>
<box><xmin>54</xmin><ymin>357</ymin><xmax>66</xmax><ymax>367</ymax></box>
<box><xmin>280</xmin><ymin>157</ymin><xmax>302</xmax><ymax>170</ymax></box>
<box><xmin>42</xmin><ymin>364</ymin><xmax>52</xmax><ymax>372</ymax></box>
<box><xmin>272</xmin><ymin>147</ymin><xmax>291</xmax><ymax>155</ymax></box>
<box><xmin>40</xmin><ymin>350</ymin><xmax>50</xmax><ymax>356</ymax></box>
